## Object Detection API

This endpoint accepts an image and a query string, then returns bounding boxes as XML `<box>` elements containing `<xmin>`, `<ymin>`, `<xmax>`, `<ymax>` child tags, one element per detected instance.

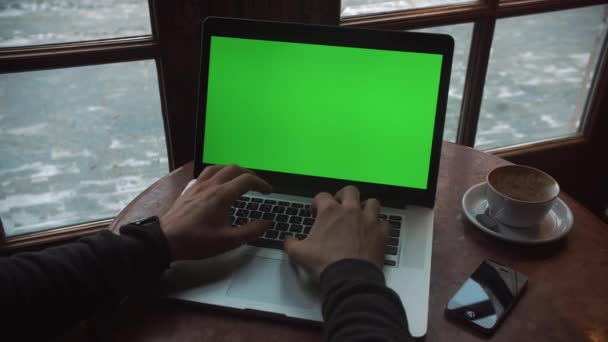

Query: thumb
<box><xmin>284</xmin><ymin>236</ymin><xmax>306</xmax><ymax>266</ymax></box>
<box><xmin>227</xmin><ymin>220</ymin><xmax>271</xmax><ymax>244</ymax></box>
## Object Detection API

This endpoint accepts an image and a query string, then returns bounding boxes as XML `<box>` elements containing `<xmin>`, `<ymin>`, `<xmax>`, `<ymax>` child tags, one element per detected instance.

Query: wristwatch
<box><xmin>130</xmin><ymin>216</ymin><xmax>160</xmax><ymax>227</ymax></box>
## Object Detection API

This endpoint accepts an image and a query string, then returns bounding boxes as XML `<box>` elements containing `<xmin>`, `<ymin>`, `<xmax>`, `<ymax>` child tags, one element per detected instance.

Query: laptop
<box><xmin>160</xmin><ymin>17</ymin><xmax>453</xmax><ymax>338</ymax></box>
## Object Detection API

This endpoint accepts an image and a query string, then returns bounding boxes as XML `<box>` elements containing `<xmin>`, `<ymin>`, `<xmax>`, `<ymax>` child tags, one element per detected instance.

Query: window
<box><xmin>477</xmin><ymin>6</ymin><xmax>607</xmax><ymax>149</ymax></box>
<box><xmin>0</xmin><ymin>0</ymin><xmax>168</xmax><ymax>243</ymax></box>
<box><xmin>341</xmin><ymin>0</ymin><xmax>608</xmax><ymax>151</ymax></box>
<box><xmin>341</xmin><ymin>0</ymin><xmax>477</xmax><ymax>17</ymax></box>
<box><xmin>412</xmin><ymin>23</ymin><xmax>473</xmax><ymax>142</ymax></box>
<box><xmin>0</xmin><ymin>0</ymin><xmax>152</xmax><ymax>47</ymax></box>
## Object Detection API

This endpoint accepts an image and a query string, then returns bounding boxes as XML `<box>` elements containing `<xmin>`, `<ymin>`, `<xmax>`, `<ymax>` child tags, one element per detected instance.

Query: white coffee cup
<box><xmin>486</xmin><ymin>165</ymin><xmax>560</xmax><ymax>228</ymax></box>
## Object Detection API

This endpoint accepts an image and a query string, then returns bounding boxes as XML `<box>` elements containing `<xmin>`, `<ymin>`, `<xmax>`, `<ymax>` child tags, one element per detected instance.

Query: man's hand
<box><xmin>284</xmin><ymin>185</ymin><xmax>390</xmax><ymax>279</ymax></box>
<box><xmin>160</xmin><ymin>165</ymin><xmax>272</xmax><ymax>261</ymax></box>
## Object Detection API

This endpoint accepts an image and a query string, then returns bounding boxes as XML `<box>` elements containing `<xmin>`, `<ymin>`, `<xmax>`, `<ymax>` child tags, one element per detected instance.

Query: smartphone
<box><xmin>444</xmin><ymin>259</ymin><xmax>527</xmax><ymax>335</ymax></box>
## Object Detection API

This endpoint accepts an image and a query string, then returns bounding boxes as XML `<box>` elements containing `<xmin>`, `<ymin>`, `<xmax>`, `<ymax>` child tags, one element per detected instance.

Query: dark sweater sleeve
<box><xmin>320</xmin><ymin>259</ymin><xmax>412</xmax><ymax>342</ymax></box>
<box><xmin>0</xmin><ymin>222</ymin><xmax>170</xmax><ymax>340</ymax></box>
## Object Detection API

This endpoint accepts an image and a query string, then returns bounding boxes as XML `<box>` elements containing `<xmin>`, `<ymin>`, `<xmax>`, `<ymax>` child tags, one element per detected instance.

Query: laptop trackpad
<box><xmin>226</xmin><ymin>256</ymin><xmax>318</xmax><ymax>309</ymax></box>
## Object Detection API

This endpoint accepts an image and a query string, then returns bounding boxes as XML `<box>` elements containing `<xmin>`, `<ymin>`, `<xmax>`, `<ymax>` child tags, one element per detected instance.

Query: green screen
<box><xmin>203</xmin><ymin>36</ymin><xmax>442</xmax><ymax>189</ymax></box>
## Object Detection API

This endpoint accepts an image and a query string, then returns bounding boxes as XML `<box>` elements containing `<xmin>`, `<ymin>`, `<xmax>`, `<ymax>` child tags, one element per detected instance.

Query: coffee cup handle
<box><xmin>488</xmin><ymin>206</ymin><xmax>505</xmax><ymax>220</ymax></box>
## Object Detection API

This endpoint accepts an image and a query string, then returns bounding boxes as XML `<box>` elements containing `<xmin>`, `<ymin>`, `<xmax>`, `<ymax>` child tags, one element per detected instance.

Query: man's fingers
<box><xmin>222</xmin><ymin>173</ymin><xmax>272</xmax><ymax>203</ymax></box>
<box><xmin>197</xmin><ymin>165</ymin><xmax>223</xmax><ymax>182</ymax></box>
<box><xmin>363</xmin><ymin>198</ymin><xmax>381</xmax><ymax>218</ymax></box>
<box><xmin>209</xmin><ymin>164</ymin><xmax>253</xmax><ymax>185</ymax></box>
<box><xmin>224</xmin><ymin>220</ymin><xmax>271</xmax><ymax>246</ymax></box>
<box><xmin>312</xmin><ymin>192</ymin><xmax>336</xmax><ymax>215</ymax></box>
<box><xmin>379</xmin><ymin>220</ymin><xmax>391</xmax><ymax>243</ymax></box>
<box><xmin>335</xmin><ymin>185</ymin><xmax>360</xmax><ymax>208</ymax></box>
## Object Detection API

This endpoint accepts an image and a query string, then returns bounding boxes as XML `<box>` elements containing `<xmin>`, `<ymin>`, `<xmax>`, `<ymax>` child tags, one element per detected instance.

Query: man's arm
<box><xmin>0</xmin><ymin>165</ymin><xmax>273</xmax><ymax>340</ymax></box>
<box><xmin>321</xmin><ymin>259</ymin><xmax>410</xmax><ymax>342</ymax></box>
<box><xmin>0</xmin><ymin>223</ymin><xmax>170</xmax><ymax>339</ymax></box>
<box><xmin>285</xmin><ymin>186</ymin><xmax>412</xmax><ymax>342</ymax></box>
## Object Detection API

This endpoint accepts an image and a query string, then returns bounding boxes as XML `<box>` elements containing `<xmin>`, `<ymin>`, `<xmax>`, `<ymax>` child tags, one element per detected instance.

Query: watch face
<box><xmin>133</xmin><ymin>216</ymin><xmax>159</xmax><ymax>226</ymax></box>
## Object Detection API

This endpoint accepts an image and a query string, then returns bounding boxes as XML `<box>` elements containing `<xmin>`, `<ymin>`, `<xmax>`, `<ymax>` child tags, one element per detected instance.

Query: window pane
<box><xmin>413</xmin><ymin>24</ymin><xmax>473</xmax><ymax>142</ymax></box>
<box><xmin>0</xmin><ymin>0</ymin><xmax>151</xmax><ymax>48</ymax></box>
<box><xmin>476</xmin><ymin>5</ymin><xmax>608</xmax><ymax>150</ymax></box>
<box><xmin>341</xmin><ymin>0</ymin><xmax>476</xmax><ymax>17</ymax></box>
<box><xmin>0</xmin><ymin>61</ymin><xmax>168</xmax><ymax>237</ymax></box>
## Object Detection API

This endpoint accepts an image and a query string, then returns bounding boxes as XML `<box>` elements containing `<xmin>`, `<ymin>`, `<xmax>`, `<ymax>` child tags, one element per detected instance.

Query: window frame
<box><xmin>0</xmin><ymin>0</ymin><xmax>170</xmax><ymax>250</ymax></box>
<box><xmin>340</xmin><ymin>0</ymin><xmax>608</xmax><ymax>151</ymax></box>
<box><xmin>0</xmin><ymin>0</ymin><xmax>343</xmax><ymax>252</ymax></box>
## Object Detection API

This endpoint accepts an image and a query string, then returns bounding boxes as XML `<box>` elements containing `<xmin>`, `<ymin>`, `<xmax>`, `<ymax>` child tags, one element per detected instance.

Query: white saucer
<box><xmin>461</xmin><ymin>182</ymin><xmax>574</xmax><ymax>245</ymax></box>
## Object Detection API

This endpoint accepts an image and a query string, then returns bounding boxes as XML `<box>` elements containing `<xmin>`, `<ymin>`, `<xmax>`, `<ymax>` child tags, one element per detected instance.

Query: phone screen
<box><xmin>445</xmin><ymin>260</ymin><xmax>527</xmax><ymax>333</ymax></box>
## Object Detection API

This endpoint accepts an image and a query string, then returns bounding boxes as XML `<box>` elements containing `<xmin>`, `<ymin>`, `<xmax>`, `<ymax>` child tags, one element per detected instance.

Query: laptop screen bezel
<box><xmin>193</xmin><ymin>17</ymin><xmax>453</xmax><ymax>208</ymax></box>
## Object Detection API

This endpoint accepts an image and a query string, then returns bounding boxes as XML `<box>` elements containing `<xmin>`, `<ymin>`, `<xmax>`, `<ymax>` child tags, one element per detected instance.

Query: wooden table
<box><xmin>108</xmin><ymin>142</ymin><xmax>608</xmax><ymax>341</ymax></box>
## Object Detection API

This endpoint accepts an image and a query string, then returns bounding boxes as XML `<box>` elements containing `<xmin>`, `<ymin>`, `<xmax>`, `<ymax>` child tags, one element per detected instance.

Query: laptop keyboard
<box><xmin>230</xmin><ymin>196</ymin><xmax>403</xmax><ymax>267</ymax></box>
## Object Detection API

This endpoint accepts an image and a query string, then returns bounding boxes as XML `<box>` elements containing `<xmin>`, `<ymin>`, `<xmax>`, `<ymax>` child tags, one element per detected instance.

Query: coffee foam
<box><xmin>489</xmin><ymin>166</ymin><xmax>559</xmax><ymax>202</ymax></box>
